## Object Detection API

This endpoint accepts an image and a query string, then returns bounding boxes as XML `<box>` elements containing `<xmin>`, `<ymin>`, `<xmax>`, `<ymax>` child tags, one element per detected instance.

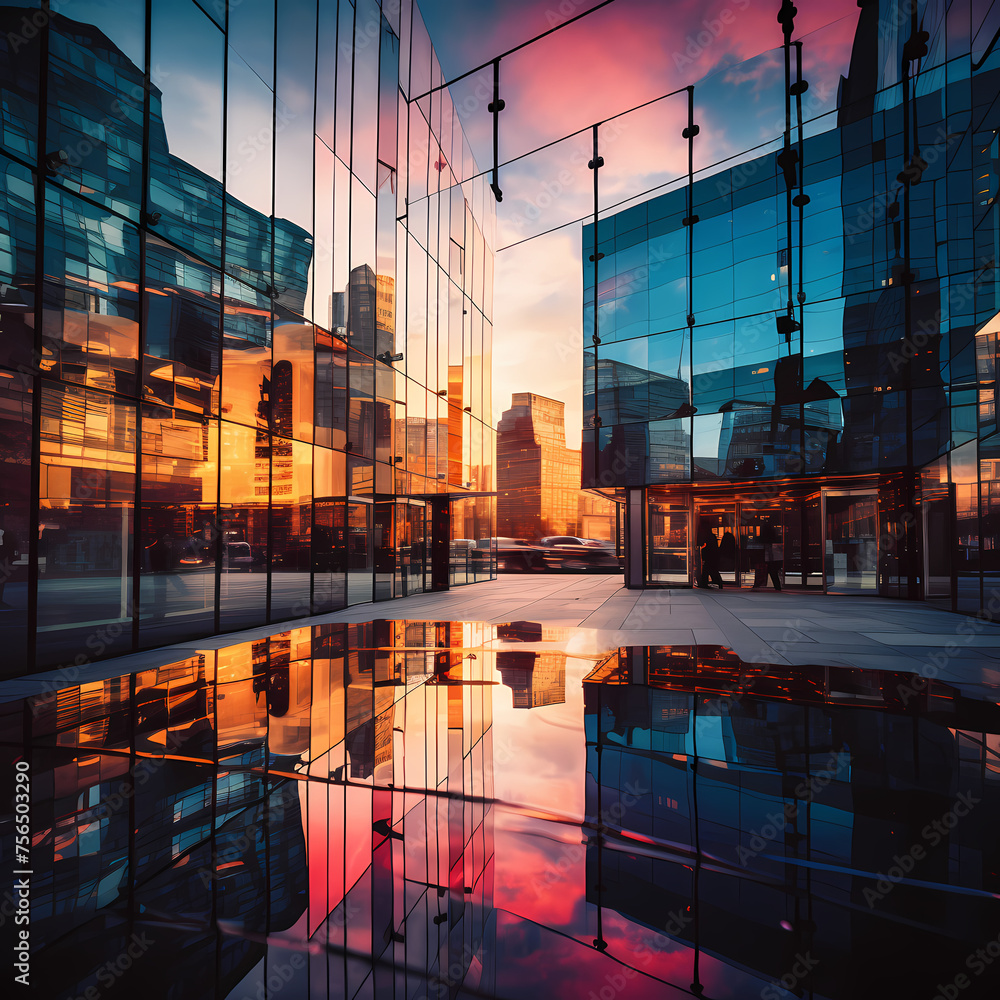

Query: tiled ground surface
<box><xmin>7</xmin><ymin>573</ymin><xmax>1000</xmax><ymax>699</ymax></box>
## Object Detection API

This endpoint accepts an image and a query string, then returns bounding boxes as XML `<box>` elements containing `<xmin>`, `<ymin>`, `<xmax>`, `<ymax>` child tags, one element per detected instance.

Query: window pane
<box><xmin>138</xmin><ymin>408</ymin><xmax>218</xmax><ymax>646</ymax></box>
<box><xmin>46</xmin><ymin>1</ymin><xmax>146</xmax><ymax>221</ymax></box>
<box><xmin>0</xmin><ymin>377</ymin><xmax>31</xmax><ymax>676</ymax></box>
<box><xmin>225</xmin><ymin>49</ymin><xmax>273</xmax><ymax>294</ymax></box>
<box><xmin>143</xmin><ymin>235</ymin><xmax>220</xmax><ymax>417</ymax></box>
<box><xmin>37</xmin><ymin>381</ymin><xmax>136</xmax><ymax>667</ymax></box>
<box><xmin>43</xmin><ymin>187</ymin><xmax>140</xmax><ymax>396</ymax></box>
<box><xmin>219</xmin><ymin>420</ymin><xmax>267</xmax><ymax>629</ymax></box>
<box><xmin>270</xmin><ymin>437</ymin><xmax>311</xmax><ymax>619</ymax></box>
<box><xmin>148</xmin><ymin>0</ymin><xmax>224</xmax><ymax>264</ymax></box>
<box><xmin>0</xmin><ymin>153</ymin><xmax>36</xmax><ymax>373</ymax></box>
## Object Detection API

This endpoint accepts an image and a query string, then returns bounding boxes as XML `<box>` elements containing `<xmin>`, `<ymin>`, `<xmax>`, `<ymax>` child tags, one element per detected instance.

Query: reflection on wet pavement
<box><xmin>2</xmin><ymin>622</ymin><xmax>999</xmax><ymax>998</ymax></box>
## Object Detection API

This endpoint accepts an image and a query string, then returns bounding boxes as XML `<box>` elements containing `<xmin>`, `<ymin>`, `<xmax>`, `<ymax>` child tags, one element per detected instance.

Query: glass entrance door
<box><xmin>695</xmin><ymin>504</ymin><xmax>739</xmax><ymax>586</ymax></box>
<box><xmin>398</xmin><ymin>503</ymin><xmax>426</xmax><ymax>597</ymax></box>
<box><xmin>740</xmin><ymin>503</ymin><xmax>784</xmax><ymax>590</ymax></box>
<box><xmin>648</xmin><ymin>501</ymin><xmax>690</xmax><ymax>584</ymax></box>
<box><xmin>824</xmin><ymin>491</ymin><xmax>878</xmax><ymax>594</ymax></box>
<box><xmin>923</xmin><ymin>486</ymin><xmax>953</xmax><ymax>601</ymax></box>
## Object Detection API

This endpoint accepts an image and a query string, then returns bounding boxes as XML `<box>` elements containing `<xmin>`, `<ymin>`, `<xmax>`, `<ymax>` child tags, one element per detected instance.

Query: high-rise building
<box><xmin>496</xmin><ymin>393</ymin><xmax>583</xmax><ymax>539</ymax></box>
<box><xmin>582</xmin><ymin>0</ymin><xmax>1000</xmax><ymax>611</ymax></box>
<box><xmin>0</xmin><ymin>0</ymin><xmax>495</xmax><ymax>676</ymax></box>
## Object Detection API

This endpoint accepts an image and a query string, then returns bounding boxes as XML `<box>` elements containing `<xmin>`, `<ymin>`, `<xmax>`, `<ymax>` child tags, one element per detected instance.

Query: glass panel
<box><xmin>138</xmin><ymin>408</ymin><xmax>218</xmax><ymax>646</ymax></box>
<box><xmin>313</xmin><ymin>495</ymin><xmax>346</xmax><ymax>614</ymax></box>
<box><xmin>143</xmin><ymin>235</ymin><xmax>220</xmax><ymax>417</ymax></box>
<box><xmin>315</xmin><ymin>328</ymin><xmax>348</xmax><ymax>450</ymax></box>
<box><xmin>648</xmin><ymin>501</ymin><xmax>689</xmax><ymax>584</ymax></box>
<box><xmin>694</xmin><ymin>504</ymin><xmax>738</xmax><ymax>586</ymax></box>
<box><xmin>222</xmin><ymin>274</ymin><xmax>271</xmax><ymax>430</ymax></box>
<box><xmin>0</xmin><ymin>377</ymin><xmax>31</xmax><ymax>676</ymax></box>
<box><xmin>314</xmin><ymin>138</ymin><xmax>335</xmax><ymax>333</ymax></box>
<box><xmin>229</xmin><ymin>0</ymin><xmax>274</xmax><ymax>88</ymax></box>
<box><xmin>274</xmin><ymin>0</ymin><xmax>316</xmax><ymax>322</ymax></box>
<box><xmin>271</xmin><ymin>313</ymin><xmax>314</xmax><ymax>443</ymax></box>
<box><xmin>825</xmin><ymin>493</ymin><xmax>878</xmax><ymax>594</ymax></box>
<box><xmin>348</xmin><ymin>348</ymin><xmax>374</xmax><ymax>458</ymax></box>
<box><xmin>270</xmin><ymin>438</ymin><xmax>311</xmax><ymax>620</ymax></box>
<box><xmin>43</xmin><ymin>186</ymin><xmax>140</xmax><ymax>396</ymax></box>
<box><xmin>225</xmin><ymin>49</ymin><xmax>273</xmax><ymax>294</ymax></box>
<box><xmin>0</xmin><ymin>3</ymin><xmax>41</xmax><ymax>163</ymax></box>
<box><xmin>347</xmin><ymin>501</ymin><xmax>372</xmax><ymax>604</ymax></box>
<box><xmin>373</xmin><ymin>501</ymin><xmax>393</xmax><ymax>600</ymax></box>
<box><xmin>378</xmin><ymin>18</ymin><xmax>399</xmax><ymax>171</ymax></box>
<box><xmin>37</xmin><ymin>382</ymin><xmax>136</xmax><ymax>666</ymax></box>
<box><xmin>0</xmin><ymin>152</ymin><xmax>36</xmax><ymax>374</ymax></box>
<box><xmin>335</xmin><ymin>0</ymin><xmax>354</xmax><ymax>162</ymax></box>
<box><xmin>148</xmin><ymin>0</ymin><xmax>224</xmax><ymax>265</ymax></box>
<box><xmin>46</xmin><ymin>0</ymin><xmax>146</xmax><ymax>221</ymax></box>
<box><xmin>219</xmin><ymin>421</ymin><xmax>267</xmax><ymax>630</ymax></box>
<box><xmin>352</xmin><ymin>0</ymin><xmax>380</xmax><ymax>194</ymax></box>
<box><xmin>954</xmin><ymin>440</ymin><xmax>981</xmax><ymax>612</ymax></box>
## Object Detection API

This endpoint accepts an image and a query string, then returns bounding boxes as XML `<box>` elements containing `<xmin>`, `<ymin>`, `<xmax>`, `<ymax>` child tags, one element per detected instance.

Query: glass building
<box><xmin>496</xmin><ymin>392</ymin><xmax>584</xmax><ymax>540</ymax></box>
<box><xmin>0</xmin><ymin>0</ymin><xmax>495</xmax><ymax>677</ymax></box>
<box><xmin>583</xmin><ymin>0</ymin><xmax>1000</xmax><ymax>611</ymax></box>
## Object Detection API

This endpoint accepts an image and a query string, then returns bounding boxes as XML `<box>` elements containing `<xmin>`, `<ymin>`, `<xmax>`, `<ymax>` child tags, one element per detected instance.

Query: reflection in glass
<box><xmin>46</xmin><ymin>2</ymin><xmax>146</xmax><ymax>221</ymax></box>
<box><xmin>138</xmin><ymin>408</ymin><xmax>218</xmax><ymax>644</ymax></box>
<box><xmin>219</xmin><ymin>421</ymin><xmax>267</xmax><ymax>630</ymax></box>
<box><xmin>9</xmin><ymin>623</ymin><xmax>998</xmax><ymax>997</ymax></box>
<box><xmin>43</xmin><ymin>187</ymin><xmax>140</xmax><ymax>396</ymax></box>
<box><xmin>36</xmin><ymin>381</ymin><xmax>135</xmax><ymax>663</ymax></box>
<box><xmin>148</xmin><ymin>0</ymin><xmax>224</xmax><ymax>264</ymax></box>
<box><xmin>2</xmin><ymin>0</ymin><xmax>495</xmax><ymax>672</ymax></box>
<box><xmin>347</xmin><ymin>502</ymin><xmax>372</xmax><ymax>604</ymax></box>
<box><xmin>143</xmin><ymin>236</ymin><xmax>220</xmax><ymax>416</ymax></box>
<box><xmin>0</xmin><ymin>377</ymin><xmax>31</xmax><ymax>675</ymax></box>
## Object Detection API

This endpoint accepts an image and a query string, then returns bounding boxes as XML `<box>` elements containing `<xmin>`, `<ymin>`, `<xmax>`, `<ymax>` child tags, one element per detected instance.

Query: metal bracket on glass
<box><xmin>487</xmin><ymin>59</ymin><xmax>504</xmax><ymax>202</ymax></box>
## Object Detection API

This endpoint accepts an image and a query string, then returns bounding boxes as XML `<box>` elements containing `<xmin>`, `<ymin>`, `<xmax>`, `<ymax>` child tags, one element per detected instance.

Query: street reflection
<box><xmin>2</xmin><ymin>625</ymin><xmax>999</xmax><ymax>998</ymax></box>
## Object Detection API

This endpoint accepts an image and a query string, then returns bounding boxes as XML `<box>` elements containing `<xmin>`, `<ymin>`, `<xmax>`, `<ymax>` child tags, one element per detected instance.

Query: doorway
<box><xmin>823</xmin><ymin>491</ymin><xmax>878</xmax><ymax>594</ymax></box>
<box><xmin>397</xmin><ymin>502</ymin><xmax>426</xmax><ymax>597</ymax></box>
<box><xmin>694</xmin><ymin>504</ymin><xmax>739</xmax><ymax>586</ymax></box>
<box><xmin>739</xmin><ymin>502</ymin><xmax>784</xmax><ymax>591</ymax></box>
<box><xmin>648</xmin><ymin>501</ymin><xmax>690</xmax><ymax>584</ymax></box>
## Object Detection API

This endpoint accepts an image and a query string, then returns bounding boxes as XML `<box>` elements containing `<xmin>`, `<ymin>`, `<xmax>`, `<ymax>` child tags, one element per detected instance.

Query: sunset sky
<box><xmin>419</xmin><ymin>0</ymin><xmax>863</xmax><ymax>446</ymax></box>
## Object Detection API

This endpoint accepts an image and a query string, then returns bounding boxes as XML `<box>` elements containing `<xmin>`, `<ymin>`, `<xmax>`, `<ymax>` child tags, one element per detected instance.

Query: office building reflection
<box><xmin>497</xmin><ymin>650</ymin><xmax>566</xmax><ymax>708</ymax></box>
<box><xmin>497</xmin><ymin>394</ymin><xmax>584</xmax><ymax>539</ymax></box>
<box><xmin>583</xmin><ymin>644</ymin><xmax>1000</xmax><ymax>997</ymax></box>
<box><xmin>3</xmin><ymin>619</ymin><xmax>496</xmax><ymax>999</ymax></box>
<box><xmin>0</xmin><ymin>0</ymin><xmax>495</xmax><ymax>677</ymax></box>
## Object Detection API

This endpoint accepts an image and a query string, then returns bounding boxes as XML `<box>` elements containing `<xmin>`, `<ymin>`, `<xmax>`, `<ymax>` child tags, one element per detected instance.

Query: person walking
<box><xmin>754</xmin><ymin>523</ymin><xmax>782</xmax><ymax>591</ymax></box>
<box><xmin>698</xmin><ymin>530</ymin><xmax>724</xmax><ymax>589</ymax></box>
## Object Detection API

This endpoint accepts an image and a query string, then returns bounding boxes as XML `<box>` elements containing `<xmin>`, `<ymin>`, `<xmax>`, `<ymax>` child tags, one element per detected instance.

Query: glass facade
<box><xmin>0</xmin><ymin>0</ymin><xmax>495</xmax><ymax>676</ymax></box>
<box><xmin>582</xmin><ymin>0</ymin><xmax>1000</xmax><ymax>610</ymax></box>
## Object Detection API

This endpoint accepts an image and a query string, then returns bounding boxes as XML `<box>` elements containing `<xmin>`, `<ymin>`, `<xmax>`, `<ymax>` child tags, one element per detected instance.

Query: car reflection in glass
<box><xmin>537</xmin><ymin>536</ymin><xmax>620</xmax><ymax>572</ymax></box>
<box><xmin>493</xmin><ymin>537</ymin><xmax>548</xmax><ymax>573</ymax></box>
<box><xmin>223</xmin><ymin>540</ymin><xmax>253</xmax><ymax>572</ymax></box>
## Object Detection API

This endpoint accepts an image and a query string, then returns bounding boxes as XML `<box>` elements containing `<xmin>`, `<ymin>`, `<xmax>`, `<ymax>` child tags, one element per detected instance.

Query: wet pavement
<box><xmin>1</xmin><ymin>618</ymin><xmax>999</xmax><ymax>998</ymax></box>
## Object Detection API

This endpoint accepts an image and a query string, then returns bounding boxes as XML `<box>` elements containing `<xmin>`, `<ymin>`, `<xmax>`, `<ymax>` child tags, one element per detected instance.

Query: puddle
<box><xmin>2</xmin><ymin>622</ymin><xmax>999</xmax><ymax>998</ymax></box>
